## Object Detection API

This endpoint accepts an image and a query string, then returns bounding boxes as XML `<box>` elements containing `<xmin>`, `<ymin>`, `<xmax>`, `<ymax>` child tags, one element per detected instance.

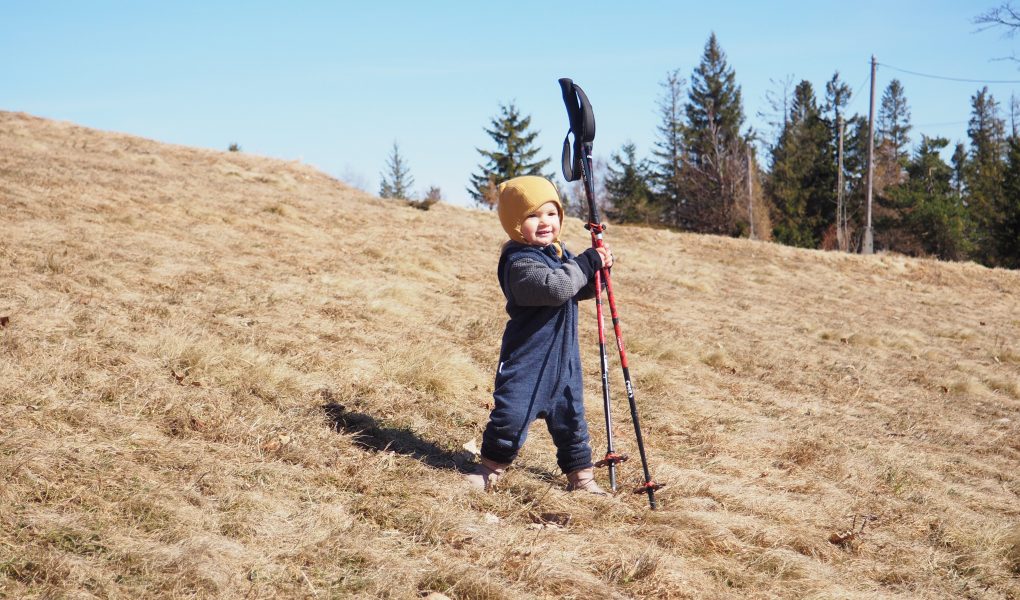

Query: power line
<box><xmin>878</xmin><ymin>62</ymin><xmax>1020</xmax><ymax>84</ymax></box>
<box><xmin>846</xmin><ymin>70</ymin><xmax>872</xmax><ymax>113</ymax></box>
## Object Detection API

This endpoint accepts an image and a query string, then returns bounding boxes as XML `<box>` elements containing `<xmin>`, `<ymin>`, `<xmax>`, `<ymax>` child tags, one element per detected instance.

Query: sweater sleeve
<box><xmin>574</xmin><ymin>270</ymin><xmax>606</xmax><ymax>302</ymax></box>
<box><xmin>505</xmin><ymin>248</ymin><xmax>603</xmax><ymax>306</ymax></box>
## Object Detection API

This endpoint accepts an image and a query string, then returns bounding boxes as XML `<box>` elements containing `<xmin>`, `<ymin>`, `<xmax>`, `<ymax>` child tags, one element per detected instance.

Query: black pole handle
<box><xmin>558</xmin><ymin>78</ymin><xmax>596</xmax><ymax>182</ymax></box>
<box><xmin>558</xmin><ymin>78</ymin><xmax>595</xmax><ymax>142</ymax></box>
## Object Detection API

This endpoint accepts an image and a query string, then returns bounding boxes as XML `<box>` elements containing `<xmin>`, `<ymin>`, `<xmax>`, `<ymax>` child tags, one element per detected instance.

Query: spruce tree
<box><xmin>877</xmin><ymin>79</ymin><xmax>912</xmax><ymax>166</ymax></box>
<box><xmin>379</xmin><ymin>141</ymin><xmax>415</xmax><ymax>200</ymax></box>
<box><xmin>468</xmin><ymin>102</ymin><xmax>551</xmax><ymax>208</ymax></box>
<box><xmin>681</xmin><ymin>33</ymin><xmax>748</xmax><ymax>234</ymax></box>
<box><xmin>605</xmin><ymin>142</ymin><xmax>654</xmax><ymax>224</ymax></box>
<box><xmin>767</xmin><ymin>80</ymin><xmax>835</xmax><ymax>248</ymax></box>
<box><xmin>823</xmin><ymin>72</ymin><xmax>852</xmax><ymax>127</ymax></box>
<box><xmin>686</xmin><ymin>32</ymin><xmax>744</xmax><ymax>157</ymax></box>
<box><xmin>998</xmin><ymin>136</ymin><xmax>1020</xmax><ymax>268</ymax></box>
<box><xmin>966</xmin><ymin>87</ymin><xmax>1007</xmax><ymax>264</ymax></box>
<box><xmin>885</xmin><ymin>136</ymin><xmax>972</xmax><ymax>260</ymax></box>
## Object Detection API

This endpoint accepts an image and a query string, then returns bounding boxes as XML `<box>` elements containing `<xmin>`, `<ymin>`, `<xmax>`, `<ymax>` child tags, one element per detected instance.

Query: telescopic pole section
<box><xmin>581</xmin><ymin>147</ymin><xmax>621</xmax><ymax>491</ymax></box>
<box><xmin>600</xmin><ymin>264</ymin><xmax>658</xmax><ymax>508</ymax></box>
<box><xmin>579</xmin><ymin>141</ymin><xmax>661</xmax><ymax>509</ymax></box>
<box><xmin>591</xmin><ymin>267</ymin><xmax>618</xmax><ymax>491</ymax></box>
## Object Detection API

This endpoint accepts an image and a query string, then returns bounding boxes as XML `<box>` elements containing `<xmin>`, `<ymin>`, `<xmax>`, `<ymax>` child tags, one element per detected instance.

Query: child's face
<box><xmin>520</xmin><ymin>201</ymin><xmax>561</xmax><ymax>246</ymax></box>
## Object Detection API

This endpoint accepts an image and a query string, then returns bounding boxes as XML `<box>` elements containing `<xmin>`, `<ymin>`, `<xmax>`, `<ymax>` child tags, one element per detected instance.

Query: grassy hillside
<box><xmin>1</xmin><ymin>110</ymin><xmax>1019</xmax><ymax>599</ymax></box>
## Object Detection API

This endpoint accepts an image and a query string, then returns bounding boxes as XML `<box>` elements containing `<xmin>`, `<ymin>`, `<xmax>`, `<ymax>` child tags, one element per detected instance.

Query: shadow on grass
<box><xmin>322</xmin><ymin>402</ymin><xmax>474</xmax><ymax>474</ymax></box>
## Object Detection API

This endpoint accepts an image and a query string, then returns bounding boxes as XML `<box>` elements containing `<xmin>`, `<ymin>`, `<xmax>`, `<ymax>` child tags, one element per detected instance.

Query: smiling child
<box><xmin>466</xmin><ymin>175</ymin><xmax>613</xmax><ymax>494</ymax></box>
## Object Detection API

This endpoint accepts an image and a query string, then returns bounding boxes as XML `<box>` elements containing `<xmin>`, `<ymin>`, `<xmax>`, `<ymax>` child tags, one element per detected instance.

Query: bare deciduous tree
<box><xmin>976</xmin><ymin>2</ymin><xmax>1020</xmax><ymax>63</ymax></box>
<box><xmin>758</xmin><ymin>74</ymin><xmax>796</xmax><ymax>154</ymax></box>
<box><xmin>976</xmin><ymin>2</ymin><xmax>1020</xmax><ymax>36</ymax></box>
<box><xmin>679</xmin><ymin>117</ymin><xmax>749</xmax><ymax>235</ymax></box>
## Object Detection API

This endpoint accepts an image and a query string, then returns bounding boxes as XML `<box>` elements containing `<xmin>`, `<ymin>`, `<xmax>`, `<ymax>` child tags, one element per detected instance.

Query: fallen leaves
<box><xmin>527</xmin><ymin>512</ymin><xmax>572</xmax><ymax>531</ymax></box>
<box><xmin>829</xmin><ymin>514</ymin><xmax>878</xmax><ymax>549</ymax></box>
<box><xmin>170</xmin><ymin>368</ymin><xmax>202</xmax><ymax>387</ymax></box>
<box><xmin>261</xmin><ymin>433</ymin><xmax>292</xmax><ymax>453</ymax></box>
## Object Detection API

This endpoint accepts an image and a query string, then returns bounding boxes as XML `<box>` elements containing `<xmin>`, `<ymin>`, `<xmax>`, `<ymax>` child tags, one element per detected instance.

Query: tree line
<box><xmin>461</xmin><ymin>33</ymin><xmax>1020</xmax><ymax>270</ymax></box>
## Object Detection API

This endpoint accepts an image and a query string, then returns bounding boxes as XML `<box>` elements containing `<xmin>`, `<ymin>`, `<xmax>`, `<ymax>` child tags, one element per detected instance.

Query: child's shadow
<box><xmin>322</xmin><ymin>402</ymin><xmax>474</xmax><ymax>474</ymax></box>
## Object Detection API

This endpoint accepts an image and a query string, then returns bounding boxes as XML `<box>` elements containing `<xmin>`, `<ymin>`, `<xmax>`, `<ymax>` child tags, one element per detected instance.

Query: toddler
<box><xmin>466</xmin><ymin>175</ymin><xmax>612</xmax><ymax>494</ymax></box>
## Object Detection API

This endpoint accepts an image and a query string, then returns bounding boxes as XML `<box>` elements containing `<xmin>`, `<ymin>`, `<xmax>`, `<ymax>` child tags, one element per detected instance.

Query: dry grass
<box><xmin>2</xmin><ymin>110</ymin><xmax>1019</xmax><ymax>598</ymax></box>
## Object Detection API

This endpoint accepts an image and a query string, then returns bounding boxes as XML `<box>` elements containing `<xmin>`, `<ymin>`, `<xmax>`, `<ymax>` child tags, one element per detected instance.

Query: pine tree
<box><xmin>379</xmin><ymin>141</ymin><xmax>415</xmax><ymax>200</ymax></box>
<box><xmin>681</xmin><ymin>33</ymin><xmax>748</xmax><ymax>234</ymax></box>
<box><xmin>869</xmin><ymin>81</ymin><xmax>915</xmax><ymax>251</ymax></box>
<box><xmin>468</xmin><ymin>102</ymin><xmax>551</xmax><ymax>208</ymax></box>
<box><xmin>966</xmin><ymin>86</ymin><xmax>1007</xmax><ymax>264</ymax></box>
<box><xmin>767</xmin><ymin>80</ymin><xmax>835</xmax><ymax>248</ymax></box>
<box><xmin>650</xmin><ymin>69</ymin><xmax>686</xmax><ymax>227</ymax></box>
<box><xmin>877</xmin><ymin>79</ymin><xmax>912</xmax><ymax>167</ymax></box>
<box><xmin>605</xmin><ymin>142</ymin><xmax>654</xmax><ymax>224</ymax></box>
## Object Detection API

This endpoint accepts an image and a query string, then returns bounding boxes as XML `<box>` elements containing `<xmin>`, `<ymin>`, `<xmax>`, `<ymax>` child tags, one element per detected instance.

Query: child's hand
<box><xmin>596</xmin><ymin>246</ymin><xmax>614</xmax><ymax>269</ymax></box>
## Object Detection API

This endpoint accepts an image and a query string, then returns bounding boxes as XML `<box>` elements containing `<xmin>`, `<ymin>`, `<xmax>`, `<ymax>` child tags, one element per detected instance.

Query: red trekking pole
<box><xmin>558</xmin><ymin>78</ymin><xmax>663</xmax><ymax>509</ymax></box>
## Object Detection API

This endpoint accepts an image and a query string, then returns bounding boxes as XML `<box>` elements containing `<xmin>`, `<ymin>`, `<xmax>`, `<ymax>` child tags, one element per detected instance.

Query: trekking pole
<box><xmin>558</xmin><ymin>78</ymin><xmax>663</xmax><ymax>509</ymax></box>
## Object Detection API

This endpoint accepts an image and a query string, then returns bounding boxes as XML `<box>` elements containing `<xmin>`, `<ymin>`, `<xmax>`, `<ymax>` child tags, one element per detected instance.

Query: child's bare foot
<box><xmin>465</xmin><ymin>457</ymin><xmax>509</xmax><ymax>492</ymax></box>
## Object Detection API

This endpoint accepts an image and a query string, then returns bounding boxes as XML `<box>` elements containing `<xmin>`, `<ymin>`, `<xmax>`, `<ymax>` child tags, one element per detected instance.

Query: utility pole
<box><xmin>862</xmin><ymin>55</ymin><xmax>877</xmax><ymax>255</ymax></box>
<box><xmin>837</xmin><ymin>115</ymin><xmax>846</xmax><ymax>252</ymax></box>
<box><xmin>747</xmin><ymin>146</ymin><xmax>755</xmax><ymax>240</ymax></box>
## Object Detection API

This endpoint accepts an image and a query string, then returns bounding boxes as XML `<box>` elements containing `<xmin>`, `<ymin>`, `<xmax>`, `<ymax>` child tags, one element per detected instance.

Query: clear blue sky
<box><xmin>5</xmin><ymin>1</ymin><xmax>1019</xmax><ymax>207</ymax></box>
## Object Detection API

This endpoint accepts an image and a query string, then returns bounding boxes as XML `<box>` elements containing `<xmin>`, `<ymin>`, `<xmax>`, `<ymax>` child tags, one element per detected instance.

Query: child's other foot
<box><xmin>566</xmin><ymin>467</ymin><xmax>609</xmax><ymax>495</ymax></box>
<box><xmin>465</xmin><ymin>457</ymin><xmax>509</xmax><ymax>492</ymax></box>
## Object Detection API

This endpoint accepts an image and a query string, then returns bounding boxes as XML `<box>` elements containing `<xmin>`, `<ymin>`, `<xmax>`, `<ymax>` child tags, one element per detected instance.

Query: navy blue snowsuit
<box><xmin>480</xmin><ymin>241</ymin><xmax>604</xmax><ymax>475</ymax></box>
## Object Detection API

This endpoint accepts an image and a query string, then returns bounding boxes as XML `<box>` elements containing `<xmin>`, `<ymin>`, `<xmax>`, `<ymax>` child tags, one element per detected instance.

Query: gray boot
<box><xmin>566</xmin><ymin>467</ymin><xmax>609</xmax><ymax>495</ymax></box>
<box><xmin>465</xmin><ymin>457</ymin><xmax>509</xmax><ymax>492</ymax></box>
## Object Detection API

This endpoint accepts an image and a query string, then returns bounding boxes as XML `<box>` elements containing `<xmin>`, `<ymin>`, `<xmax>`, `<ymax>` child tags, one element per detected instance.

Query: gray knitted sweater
<box><xmin>493</xmin><ymin>241</ymin><xmax>603</xmax><ymax>397</ymax></box>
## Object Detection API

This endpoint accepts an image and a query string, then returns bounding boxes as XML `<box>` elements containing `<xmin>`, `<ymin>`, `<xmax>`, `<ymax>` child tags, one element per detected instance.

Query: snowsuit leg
<box><xmin>543</xmin><ymin>382</ymin><xmax>592</xmax><ymax>474</ymax></box>
<box><xmin>479</xmin><ymin>385</ymin><xmax>537</xmax><ymax>465</ymax></box>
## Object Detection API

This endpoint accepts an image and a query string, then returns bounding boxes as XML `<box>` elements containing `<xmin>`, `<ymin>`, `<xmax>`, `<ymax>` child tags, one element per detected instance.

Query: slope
<box><xmin>1</xmin><ymin>111</ymin><xmax>1019</xmax><ymax>599</ymax></box>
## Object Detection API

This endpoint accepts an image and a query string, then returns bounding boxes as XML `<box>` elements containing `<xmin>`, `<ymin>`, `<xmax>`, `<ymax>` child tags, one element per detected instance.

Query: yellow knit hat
<box><xmin>497</xmin><ymin>176</ymin><xmax>563</xmax><ymax>244</ymax></box>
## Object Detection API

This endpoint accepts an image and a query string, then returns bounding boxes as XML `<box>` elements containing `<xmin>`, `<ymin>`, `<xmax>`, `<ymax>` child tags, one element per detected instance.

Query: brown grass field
<box><xmin>1</xmin><ymin>110</ymin><xmax>1019</xmax><ymax>599</ymax></box>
